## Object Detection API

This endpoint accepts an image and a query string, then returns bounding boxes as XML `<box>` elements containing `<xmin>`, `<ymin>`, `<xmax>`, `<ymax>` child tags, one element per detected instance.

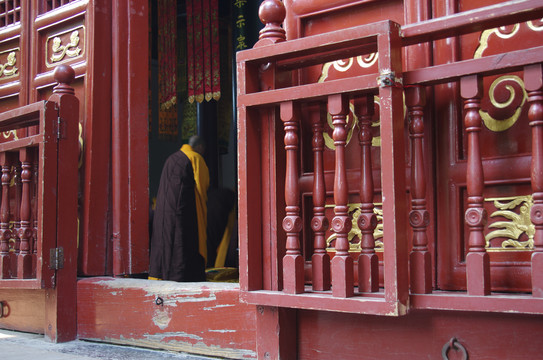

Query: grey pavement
<box><xmin>0</xmin><ymin>329</ymin><xmax>220</xmax><ymax>360</ymax></box>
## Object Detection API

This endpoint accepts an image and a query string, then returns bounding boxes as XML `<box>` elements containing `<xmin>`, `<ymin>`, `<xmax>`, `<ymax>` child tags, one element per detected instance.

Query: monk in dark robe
<box><xmin>149</xmin><ymin>150</ymin><xmax>206</xmax><ymax>282</ymax></box>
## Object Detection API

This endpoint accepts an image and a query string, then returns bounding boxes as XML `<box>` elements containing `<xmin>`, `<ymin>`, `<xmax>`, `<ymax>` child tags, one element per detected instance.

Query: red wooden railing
<box><xmin>0</xmin><ymin>64</ymin><xmax>78</xmax><ymax>289</ymax></box>
<box><xmin>237</xmin><ymin>0</ymin><xmax>543</xmax><ymax>315</ymax></box>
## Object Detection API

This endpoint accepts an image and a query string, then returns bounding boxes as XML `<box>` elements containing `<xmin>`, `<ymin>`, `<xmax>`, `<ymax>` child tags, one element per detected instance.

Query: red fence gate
<box><xmin>0</xmin><ymin>65</ymin><xmax>79</xmax><ymax>342</ymax></box>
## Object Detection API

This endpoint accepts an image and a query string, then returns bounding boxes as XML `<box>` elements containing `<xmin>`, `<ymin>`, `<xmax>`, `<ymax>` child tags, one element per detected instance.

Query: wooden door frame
<box><xmin>111</xmin><ymin>0</ymin><xmax>149</xmax><ymax>276</ymax></box>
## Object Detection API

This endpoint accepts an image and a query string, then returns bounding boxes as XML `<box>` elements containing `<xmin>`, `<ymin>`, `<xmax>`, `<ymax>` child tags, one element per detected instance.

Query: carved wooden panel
<box><xmin>435</xmin><ymin>0</ymin><xmax>543</xmax><ymax>292</ymax></box>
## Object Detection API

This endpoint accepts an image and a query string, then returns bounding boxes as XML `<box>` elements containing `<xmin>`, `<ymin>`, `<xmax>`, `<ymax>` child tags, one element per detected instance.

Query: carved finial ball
<box><xmin>53</xmin><ymin>64</ymin><xmax>75</xmax><ymax>86</ymax></box>
<box><xmin>259</xmin><ymin>0</ymin><xmax>286</xmax><ymax>25</ymax></box>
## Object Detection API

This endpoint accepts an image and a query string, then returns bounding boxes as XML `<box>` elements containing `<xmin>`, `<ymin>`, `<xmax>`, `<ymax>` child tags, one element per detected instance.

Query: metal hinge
<box><xmin>49</xmin><ymin>247</ymin><xmax>64</xmax><ymax>270</ymax></box>
<box><xmin>56</xmin><ymin>116</ymin><xmax>66</xmax><ymax>139</ymax></box>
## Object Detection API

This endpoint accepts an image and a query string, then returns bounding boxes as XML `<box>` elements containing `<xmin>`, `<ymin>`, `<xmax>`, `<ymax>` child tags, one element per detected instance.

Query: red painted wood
<box><xmin>526</xmin><ymin>63</ymin><xmax>543</xmax><ymax>298</ymax></box>
<box><xmin>17</xmin><ymin>148</ymin><xmax>33</xmax><ymax>279</ymax></box>
<box><xmin>78</xmin><ymin>0</ymin><xmax>113</xmax><ymax>275</ymax></box>
<box><xmin>111</xmin><ymin>0</ymin><xmax>149</xmax><ymax>276</ymax></box>
<box><xmin>329</xmin><ymin>93</ymin><xmax>354</xmax><ymax>298</ymax></box>
<box><xmin>77</xmin><ymin>278</ymin><xmax>257</xmax><ymax>359</ymax></box>
<box><xmin>0</xmin><ymin>152</ymin><xmax>11</xmax><ymax>278</ymax></box>
<box><xmin>402</xmin><ymin>0</ymin><xmax>543</xmax><ymax>47</ymax></box>
<box><xmin>311</xmin><ymin>105</ymin><xmax>330</xmax><ymax>291</ymax></box>
<box><xmin>43</xmin><ymin>65</ymin><xmax>79</xmax><ymax>342</ymax></box>
<box><xmin>281</xmin><ymin>101</ymin><xmax>304</xmax><ymax>294</ymax></box>
<box><xmin>297</xmin><ymin>309</ymin><xmax>543</xmax><ymax>360</ymax></box>
<box><xmin>377</xmin><ymin>24</ymin><xmax>410</xmax><ymax>311</ymax></box>
<box><xmin>461</xmin><ymin>75</ymin><xmax>491</xmax><ymax>296</ymax></box>
<box><xmin>256</xmin><ymin>306</ymin><xmax>297</xmax><ymax>360</ymax></box>
<box><xmin>354</xmin><ymin>95</ymin><xmax>379</xmax><ymax>293</ymax></box>
<box><xmin>406</xmin><ymin>86</ymin><xmax>432</xmax><ymax>294</ymax></box>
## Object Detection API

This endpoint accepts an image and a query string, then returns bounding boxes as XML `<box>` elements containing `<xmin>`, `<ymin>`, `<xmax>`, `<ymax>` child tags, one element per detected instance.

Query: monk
<box><xmin>180</xmin><ymin>135</ymin><xmax>210</xmax><ymax>265</ymax></box>
<box><xmin>149</xmin><ymin>149</ymin><xmax>206</xmax><ymax>282</ymax></box>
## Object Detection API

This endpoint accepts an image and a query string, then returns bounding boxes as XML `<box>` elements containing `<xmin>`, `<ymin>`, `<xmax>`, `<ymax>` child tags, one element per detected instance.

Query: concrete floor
<box><xmin>0</xmin><ymin>329</ymin><xmax>219</xmax><ymax>360</ymax></box>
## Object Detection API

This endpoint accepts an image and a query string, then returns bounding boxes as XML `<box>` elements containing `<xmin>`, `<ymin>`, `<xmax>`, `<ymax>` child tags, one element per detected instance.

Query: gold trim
<box><xmin>527</xmin><ymin>19</ymin><xmax>543</xmax><ymax>31</ymax></box>
<box><xmin>485</xmin><ymin>195</ymin><xmax>534</xmax><ymax>251</ymax></box>
<box><xmin>0</xmin><ymin>48</ymin><xmax>19</xmax><ymax>79</ymax></box>
<box><xmin>474</xmin><ymin>24</ymin><xmax>520</xmax><ymax>59</ymax></box>
<box><xmin>2</xmin><ymin>130</ymin><xmax>18</xmax><ymax>140</ymax></box>
<box><xmin>479</xmin><ymin>75</ymin><xmax>527</xmax><ymax>132</ymax></box>
<box><xmin>46</xmin><ymin>26</ymin><xmax>84</xmax><ymax>67</ymax></box>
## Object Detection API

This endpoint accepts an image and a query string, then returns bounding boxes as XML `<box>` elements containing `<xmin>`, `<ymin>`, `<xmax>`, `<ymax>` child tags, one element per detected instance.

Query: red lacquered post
<box><xmin>406</xmin><ymin>86</ymin><xmax>432</xmax><ymax>294</ymax></box>
<box><xmin>525</xmin><ymin>64</ymin><xmax>543</xmax><ymax>297</ymax></box>
<box><xmin>0</xmin><ymin>153</ymin><xmax>12</xmax><ymax>278</ymax></box>
<box><xmin>281</xmin><ymin>101</ymin><xmax>304</xmax><ymax>294</ymax></box>
<box><xmin>11</xmin><ymin>162</ymin><xmax>21</xmax><ymax>277</ymax></box>
<box><xmin>311</xmin><ymin>105</ymin><xmax>330</xmax><ymax>291</ymax></box>
<box><xmin>17</xmin><ymin>148</ymin><xmax>33</xmax><ymax>279</ymax></box>
<box><xmin>461</xmin><ymin>75</ymin><xmax>490</xmax><ymax>296</ymax></box>
<box><xmin>329</xmin><ymin>94</ymin><xmax>354</xmax><ymax>298</ymax></box>
<box><xmin>354</xmin><ymin>94</ymin><xmax>379</xmax><ymax>293</ymax></box>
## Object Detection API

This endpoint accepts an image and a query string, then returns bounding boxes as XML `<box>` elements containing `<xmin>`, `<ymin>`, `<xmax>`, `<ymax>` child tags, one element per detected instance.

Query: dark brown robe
<box><xmin>149</xmin><ymin>150</ymin><xmax>206</xmax><ymax>281</ymax></box>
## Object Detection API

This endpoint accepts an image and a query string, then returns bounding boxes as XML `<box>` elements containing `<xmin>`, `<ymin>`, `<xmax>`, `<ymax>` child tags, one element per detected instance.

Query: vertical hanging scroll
<box><xmin>187</xmin><ymin>0</ymin><xmax>220</xmax><ymax>103</ymax></box>
<box><xmin>158</xmin><ymin>0</ymin><xmax>178</xmax><ymax>140</ymax></box>
<box><xmin>210</xmin><ymin>0</ymin><xmax>220</xmax><ymax>100</ymax></box>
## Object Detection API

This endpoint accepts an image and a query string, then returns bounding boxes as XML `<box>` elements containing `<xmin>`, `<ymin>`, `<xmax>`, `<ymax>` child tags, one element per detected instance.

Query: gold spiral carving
<box><xmin>479</xmin><ymin>75</ymin><xmax>527</xmax><ymax>132</ymax></box>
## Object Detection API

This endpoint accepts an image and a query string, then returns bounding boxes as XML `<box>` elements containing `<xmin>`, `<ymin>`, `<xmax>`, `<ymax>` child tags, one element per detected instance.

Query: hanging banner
<box><xmin>158</xmin><ymin>0</ymin><xmax>178</xmax><ymax>140</ymax></box>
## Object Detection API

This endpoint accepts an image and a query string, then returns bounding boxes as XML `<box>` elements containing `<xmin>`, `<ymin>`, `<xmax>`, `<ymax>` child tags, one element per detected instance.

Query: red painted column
<box><xmin>0</xmin><ymin>153</ymin><xmax>12</xmax><ymax>278</ymax></box>
<box><xmin>17</xmin><ymin>149</ymin><xmax>33</xmax><ymax>279</ymax></box>
<box><xmin>329</xmin><ymin>93</ymin><xmax>354</xmax><ymax>298</ymax></box>
<box><xmin>406</xmin><ymin>86</ymin><xmax>432</xmax><ymax>294</ymax></box>
<box><xmin>354</xmin><ymin>95</ymin><xmax>378</xmax><ymax>293</ymax></box>
<box><xmin>281</xmin><ymin>101</ymin><xmax>304</xmax><ymax>294</ymax></box>
<box><xmin>311</xmin><ymin>105</ymin><xmax>330</xmax><ymax>291</ymax></box>
<box><xmin>461</xmin><ymin>75</ymin><xmax>490</xmax><ymax>296</ymax></box>
<box><xmin>525</xmin><ymin>63</ymin><xmax>543</xmax><ymax>297</ymax></box>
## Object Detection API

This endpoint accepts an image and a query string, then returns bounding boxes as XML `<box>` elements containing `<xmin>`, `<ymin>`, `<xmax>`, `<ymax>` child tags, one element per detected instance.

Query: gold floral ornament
<box><xmin>0</xmin><ymin>51</ymin><xmax>18</xmax><ymax>78</ymax></box>
<box><xmin>325</xmin><ymin>203</ymin><xmax>383</xmax><ymax>252</ymax></box>
<box><xmin>50</xmin><ymin>30</ymin><xmax>82</xmax><ymax>63</ymax></box>
<box><xmin>485</xmin><ymin>195</ymin><xmax>534</xmax><ymax>250</ymax></box>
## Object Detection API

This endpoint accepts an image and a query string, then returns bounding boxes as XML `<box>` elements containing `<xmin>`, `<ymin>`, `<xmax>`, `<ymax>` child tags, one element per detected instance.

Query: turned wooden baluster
<box><xmin>17</xmin><ymin>148</ymin><xmax>33</xmax><ymax>278</ymax></box>
<box><xmin>461</xmin><ymin>75</ymin><xmax>490</xmax><ymax>296</ymax></box>
<box><xmin>10</xmin><ymin>162</ymin><xmax>21</xmax><ymax>278</ymax></box>
<box><xmin>329</xmin><ymin>94</ymin><xmax>354</xmax><ymax>297</ymax></box>
<box><xmin>32</xmin><ymin>151</ymin><xmax>39</xmax><ymax>277</ymax></box>
<box><xmin>354</xmin><ymin>95</ymin><xmax>379</xmax><ymax>293</ymax></box>
<box><xmin>0</xmin><ymin>153</ymin><xmax>12</xmax><ymax>278</ymax></box>
<box><xmin>311</xmin><ymin>105</ymin><xmax>330</xmax><ymax>291</ymax></box>
<box><xmin>281</xmin><ymin>101</ymin><xmax>304</xmax><ymax>294</ymax></box>
<box><xmin>525</xmin><ymin>63</ymin><xmax>543</xmax><ymax>297</ymax></box>
<box><xmin>406</xmin><ymin>86</ymin><xmax>432</xmax><ymax>294</ymax></box>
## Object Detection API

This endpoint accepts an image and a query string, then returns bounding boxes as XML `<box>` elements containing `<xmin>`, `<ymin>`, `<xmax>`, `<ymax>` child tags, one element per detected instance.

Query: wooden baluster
<box><xmin>525</xmin><ymin>63</ymin><xmax>543</xmax><ymax>297</ymax></box>
<box><xmin>0</xmin><ymin>153</ymin><xmax>12</xmax><ymax>278</ymax></box>
<box><xmin>32</xmin><ymin>149</ymin><xmax>39</xmax><ymax>277</ymax></box>
<box><xmin>17</xmin><ymin>148</ymin><xmax>33</xmax><ymax>278</ymax></box>
<box><xmin>11</xmin><ymin>161</ymin><xmax>21</xmax><ymax>278</ymax></box>
<box><xmin>281</xmin><ymin>101</ymin><xmax>304</xmax><ymax>294</ymax></box>
<box><xmin>311</xmin><ymin>105</ymin><xmax>330</xmax><ymax>291</ymax></box>
<box><xmin>354</xmin><ymin>95</ymin><xmax>379</xmax><ymax>293</ymax></box>
<box><xmin>406</xmin><ymin>86</ymin><xmax>432</xmax><ymax>294</ymax></box>
<box><xmin>329</xmin><ymin>94</ymin><xmax>354</xmax><ymax>298</ymax></box>
<box><xmin>461</xmin><ymin>75</ymin><xmax>490</xmax><ymax>296</ymax></box>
